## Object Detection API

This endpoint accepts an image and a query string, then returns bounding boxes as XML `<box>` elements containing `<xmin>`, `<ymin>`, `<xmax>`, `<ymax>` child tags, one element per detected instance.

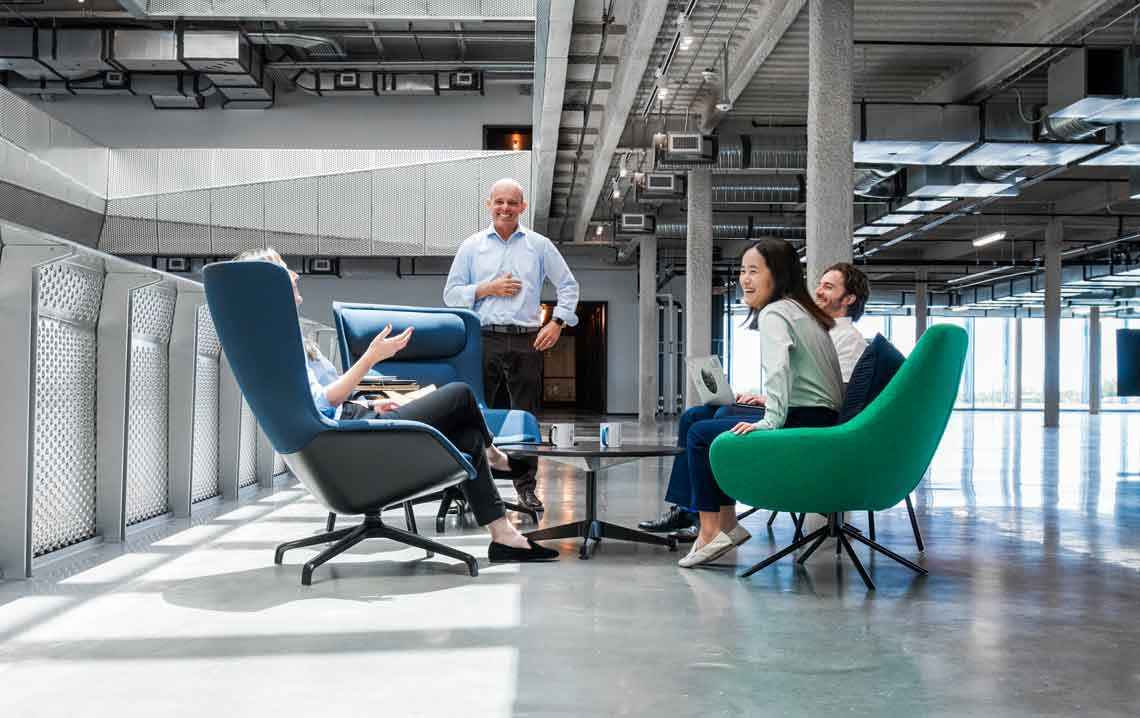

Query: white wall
<box><xmin>293</xmin><ymin>253</ymin><xmax>641</xmax><ymax>414</ymax></box>
<box><xmin>37</xmin><ymin>85</ymin><xmax>530</xmax><ymax>149</ymax></box>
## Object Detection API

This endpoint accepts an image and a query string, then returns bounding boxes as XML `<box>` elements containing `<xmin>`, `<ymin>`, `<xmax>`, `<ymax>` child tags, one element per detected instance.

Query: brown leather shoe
<box><xmin>517</xmin><ymin>489</ymin><xmax>544</xmax><ymax>511</ymax></box>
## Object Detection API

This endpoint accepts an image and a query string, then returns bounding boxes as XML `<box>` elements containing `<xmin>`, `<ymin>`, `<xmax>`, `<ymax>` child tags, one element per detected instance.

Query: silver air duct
<box><xmin>853</xmin><ymin>165</ymin><xmax>901</xmax><ymax>198</ymax></box>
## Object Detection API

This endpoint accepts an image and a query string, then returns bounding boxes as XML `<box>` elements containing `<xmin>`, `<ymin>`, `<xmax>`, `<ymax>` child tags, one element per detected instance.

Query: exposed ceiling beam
<box><xmin>700</xmin><ymin>0</ymin><xmax>807</xmax><ymax>132</ymax></box>
<box><xmin>915</xmin><ymin>0</ymin><xmax>1126</xmax><ymax>103</ymax></box>
<box><xmin>530</xmin><ymin>0</ymin><xmax>576</xmax><ymax>235</ymax></box>
<box><xmin>570</xmin><ymin>0</ymin><xmax>669</xmax><ymax>244</ymax></box>
<box><xmin>114</xmin><ymin>0</ymin><xmax>148</xmax><ymax>16</ymax></box>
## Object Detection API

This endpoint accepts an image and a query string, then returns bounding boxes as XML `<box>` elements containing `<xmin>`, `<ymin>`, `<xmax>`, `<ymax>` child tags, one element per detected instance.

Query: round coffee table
<box><xmin>497</xmin><ymin>442</ymin><xmax>684</xmax><ymax>560</ymax></box>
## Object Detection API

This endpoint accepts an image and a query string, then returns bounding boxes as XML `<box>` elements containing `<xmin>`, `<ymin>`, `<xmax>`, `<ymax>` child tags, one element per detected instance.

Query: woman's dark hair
<box><xmin>741</xmin><ymin>238</ymin><xmax>835</xmax><ymax>332</ymax></box>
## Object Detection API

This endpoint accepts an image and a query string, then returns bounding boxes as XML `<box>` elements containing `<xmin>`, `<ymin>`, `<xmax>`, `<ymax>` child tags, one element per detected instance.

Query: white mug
<box><xmin>549</xmin><ymin>423</ymin><xmax>576</xmax><ymax>448</ymax></box>
<box><xmin>600</xmin><ymin>422</ymin><xmax>623</xmax><ymax>448</ymax></box>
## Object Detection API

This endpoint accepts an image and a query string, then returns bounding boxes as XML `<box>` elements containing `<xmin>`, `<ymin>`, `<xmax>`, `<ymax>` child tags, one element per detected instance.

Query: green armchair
<box><xmin>710</xmin><ymin>324</ymin><xmax>968</xmax><ymax>589</ymax></box>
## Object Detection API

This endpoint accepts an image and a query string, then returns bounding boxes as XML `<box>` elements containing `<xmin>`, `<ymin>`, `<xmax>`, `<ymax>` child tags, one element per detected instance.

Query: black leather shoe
<box><xmin>638</xmin><ymin>505</ymin><xmax>696</xmax><ymax>533</ymax></box>
<box><xmin>488</xmin><ymin>539</ymin><xmax>559</xmax><ymax>562</ymax></box>
<box><xmin>517</xmin><ymin>489</ymin><xmax>544</xmax><ymax>511</ymax></box>
<box><xmin>669</xmin><ymin>526</ymin><xmax>699</xmax><ymax>543</ymax></box>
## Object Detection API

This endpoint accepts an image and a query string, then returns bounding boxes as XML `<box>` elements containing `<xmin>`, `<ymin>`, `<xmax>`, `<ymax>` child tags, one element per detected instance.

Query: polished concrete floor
<box><xmin>2</xmin><ymin>411</ymin><xmax>1140</xmax><ymax>717</ymax></box>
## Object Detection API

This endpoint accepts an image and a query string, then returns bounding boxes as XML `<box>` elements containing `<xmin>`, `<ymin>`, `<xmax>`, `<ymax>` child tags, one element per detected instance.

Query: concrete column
<box><xmin>639</xmin><ymin>236</ymin><xmax>659</xmax><ymax>425</ymax></box>
<box><xmin>805</xmin><ymin>0</ymin><xmax>854</xmax><ymax>285</ymax></box>
<box><xmin>685</xmin><ymin>169</ymin><xmax>713</xmax><ymax>408</ymax></box>
<box><xmin>915</xmin><ymin>276</ymin><xmax>928</xmax><ymax>344</ymax></box>
<box><xmin>1013</xmin><ymin>317</ymin><xmax>1023</xmax><ymax>411</ymax></box>
<box><xmin>1044</xmin><ymin>219</ymin><xmax>1062</xmax><ymax>427</ymax></box>
<box><xmin>1089</xmin><ymin>306</ymin><xmax>1101</xmax><ymax>415</ymax></box>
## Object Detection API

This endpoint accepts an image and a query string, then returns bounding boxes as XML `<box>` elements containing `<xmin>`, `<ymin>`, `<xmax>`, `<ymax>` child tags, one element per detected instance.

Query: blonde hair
<box><xmin>233</xmin><ymin>247</ymin><xmax>322</xmax><ymax>359</ymax></box>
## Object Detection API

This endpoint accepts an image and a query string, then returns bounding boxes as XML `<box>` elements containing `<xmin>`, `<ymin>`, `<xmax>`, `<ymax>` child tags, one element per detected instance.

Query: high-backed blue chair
<box><xmin>332</xmin><ymin>302</ymin><xmax>541</xmax><ymax>530</ymax></box>
<box><xmin>203</xmin><ymin>261</ymin><xmax>480</xmax><ymax>585</ymax></box>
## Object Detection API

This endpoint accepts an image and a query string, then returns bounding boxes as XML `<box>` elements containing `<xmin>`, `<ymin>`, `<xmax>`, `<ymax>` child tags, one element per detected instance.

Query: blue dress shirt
<box><xmin>306</xmin><ymin>351</ymin><xmax>342</xmax><ymax>420</ymax></box>
<box><xmin>443</xmin><ymin>224</ymin><xmax>580</xmax><ymax>327</ymax></box>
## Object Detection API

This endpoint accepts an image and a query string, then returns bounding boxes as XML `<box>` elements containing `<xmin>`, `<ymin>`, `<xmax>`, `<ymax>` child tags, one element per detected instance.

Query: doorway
<box><xmin>487</xmin><ymin>302</ymin><xmax>607</xmax><ymax>414</ymax></box>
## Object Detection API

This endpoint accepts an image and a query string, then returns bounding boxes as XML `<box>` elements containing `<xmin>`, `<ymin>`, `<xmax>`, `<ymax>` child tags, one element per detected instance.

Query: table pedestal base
<box><xmin>524</xmin><ymin>470</ymin><xmax>678</xmax><ymax>559</ymax></box>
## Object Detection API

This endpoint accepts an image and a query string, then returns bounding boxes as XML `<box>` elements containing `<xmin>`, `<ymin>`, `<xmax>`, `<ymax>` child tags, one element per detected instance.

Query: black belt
<box><xmin>483</xmin><ymin>324</ymin><xmax>538</xmax><ymax>335</ymax></box>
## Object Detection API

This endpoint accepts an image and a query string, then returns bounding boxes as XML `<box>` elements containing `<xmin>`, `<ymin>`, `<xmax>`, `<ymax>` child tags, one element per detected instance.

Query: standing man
<box><xmin>814</xmin><ymin>262</ymin><xmax>871</xmax><ymax>382</ymax></box>
<box><xmin>444</xmin><ymin>178</ymin><xmax>580</xmax><ymax>510</ymax></box>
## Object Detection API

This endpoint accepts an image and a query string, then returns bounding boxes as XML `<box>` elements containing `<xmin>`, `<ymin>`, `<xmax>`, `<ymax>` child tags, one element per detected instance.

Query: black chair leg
<box><xmin>905</xmin><ymin>494</ymin><xmax>925</xmax><ymax>551</ymax></box>
<box><xmin>740</xmin><ymin>526</ymin><xmax>828</xmax><ymax>578</ymax></box>
<box><xmin>766</xmin><ymin>511</ymin><xmax>778</xmax><ymax>527</ymax></box>
<box><xmin>843</xmin><ymin>522</ymin><xmax>928</xmax><ymax>576</ymax></box>
<box><xmin>301</xmin><ymin>525</ymin><xmax>369</xmax><ymax>586</ymax></box>
<box><xmin>374</xmin><ymin>522</ymin><xmax>479</xmax><ymax>577</ymax></box>
<box><xmin>404</xmin><ymin>501</ymin><xmax>433</xmax><ymax>559</ymax></box>
<box><xmin>792</xmin><ymin>512</ymin><xmax>806</xmax><ymax>542</ymax></box>
<box><xmin>867</xmin><ymin>511</ymin><xmax>876</xmax><ymax>542</ymax></box>
<box><xmin>737</xmin><ymin>507</ymin><xmax>760</xmax><ymax>522</ymax></box>
<box><xmin>275</xmin><ymin>526</ymin><xmax>358</xmax><ymax>565</ymax></box>
<box><xmin>796</xmin><ymin>531</ymin><xmax>829</xmax><ymax>565</ymax></box>
<box><xmin>436</xmin><ymin>491</ymin><xmax>454</xmax><ymax>534</ymax></box>
<box><xmin>838</xmin><ymin>531</ymin><xmax>875</xmax><ymax>590</ymax></box>
<box><xmin>326</xmin><ymin>512</ymin><xmax>336</xmax><ymax>533</ymax></box>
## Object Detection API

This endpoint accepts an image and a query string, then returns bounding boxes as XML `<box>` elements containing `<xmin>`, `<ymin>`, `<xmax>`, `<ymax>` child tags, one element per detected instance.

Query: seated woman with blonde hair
<box><xmin>234</xmin><ymin>248</ymin><xmax>558</xmax><ymax>563</ymax></box>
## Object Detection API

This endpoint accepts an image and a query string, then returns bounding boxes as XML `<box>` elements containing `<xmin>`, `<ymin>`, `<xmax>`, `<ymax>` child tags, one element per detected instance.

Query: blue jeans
<box><xmin>663</xmin><ymin>404</ymin><xmax>764</xmax><ymax>509</ymax></box>
<box><xmin>666</xmin><ymin>404</ymin><xmax>839</xmax><ymax>513</ymax></box>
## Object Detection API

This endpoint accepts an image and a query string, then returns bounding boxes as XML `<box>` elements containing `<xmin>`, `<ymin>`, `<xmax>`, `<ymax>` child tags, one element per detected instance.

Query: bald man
<box><xmin>444</xmin><ymin>178</ymin><xmax>580</xmax><ymax>510</ymax></box>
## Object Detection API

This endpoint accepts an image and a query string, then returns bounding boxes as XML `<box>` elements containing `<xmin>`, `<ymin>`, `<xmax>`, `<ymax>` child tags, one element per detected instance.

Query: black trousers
<box><xmin>341</xmin><ymin>382</ymin><xmax>505</xmax><ymax>525</ymax></box>
<box><xmin>482</xmin><ymin>330</ymin><xmax>542</xmax><ymax>493</ymax></box>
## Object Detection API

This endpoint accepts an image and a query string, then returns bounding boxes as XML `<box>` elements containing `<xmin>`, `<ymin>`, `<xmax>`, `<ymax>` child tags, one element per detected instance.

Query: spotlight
<box><xmin>619</xmin><ymin>153</ymin><xmax>629</xmax><ymax>178</ymax></box>
<box><xmin>596</xmin><ymin>225</ymin><xmax>605</xmax><ymax>236</ymax></box>
<box><xmin>701</xmin><ymin>68</ymin><xmax>718</xmax><ymax>83</ymax></box>
<box><xmin>657</xmin><ymin>86</ymin><xmax>669</xmax><ymax>98</ymax></box>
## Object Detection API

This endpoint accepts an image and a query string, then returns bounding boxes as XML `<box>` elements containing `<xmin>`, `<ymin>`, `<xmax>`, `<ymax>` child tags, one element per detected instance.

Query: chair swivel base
<box><xmin>276</xmin><ymin>513</ymin><xmax>479</xmax><ymax>586</ymax></box>
<box><xmin>741</xmin><ymin>513</ymin><xmax>927</xmax><ymax>590</ymax></box>
<box><xmin>435</xmin><ymin>487</ymin><xmax>539</xmax><ymax>534</ymax></box>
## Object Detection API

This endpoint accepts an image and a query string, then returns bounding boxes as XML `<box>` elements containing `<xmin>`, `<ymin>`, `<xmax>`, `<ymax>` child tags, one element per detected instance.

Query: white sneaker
<box><xmin>678</xmin><ymin>532</ymin><xmax>735</xmax><ymax>568</ymax></box>
<box><xmin>727</xmin><ymin>525</ymin><xmax>751</xmax><ymax>546</ymax></box>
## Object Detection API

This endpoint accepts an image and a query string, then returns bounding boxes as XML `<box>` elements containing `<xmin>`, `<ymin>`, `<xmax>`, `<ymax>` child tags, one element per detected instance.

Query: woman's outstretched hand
<box><xmin>728</xmin><ymin>422</ymin><xmax>758</xmax><ymax>436</ymax></box>
<box><xmin>364</xmin><ymin>325</ymin><xmax>413</xmax><ymax>363</ymax></box>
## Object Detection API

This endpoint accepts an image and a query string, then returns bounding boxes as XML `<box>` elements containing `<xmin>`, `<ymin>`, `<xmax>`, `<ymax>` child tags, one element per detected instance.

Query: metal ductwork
<box><xmin>289</xmin><ymin>70</ymin><xmax>484</xmax><ymax>96</ymax></box>
<box><xmin>246</xmin><ymin>33</ymin><xmax>345</xmax><ymax>57</ymax></box>
<box><xmin>655</xmin><ymin>221</ymin><xmax>805</xmax><ymax>239</ymax></box>
<box><xmin>0</xmin><ymin>27</ymin><xmax>272</xmax><ymax>109</ymax></box>
<box><xmin>712</xmin><ymin>175</ymin><xmax>803</xmax><ymax>205</ymax></box>
<box><xmin>853</xmin><ymin>165</ymin><xmax>901</xmax><ymax>198</ymax></box>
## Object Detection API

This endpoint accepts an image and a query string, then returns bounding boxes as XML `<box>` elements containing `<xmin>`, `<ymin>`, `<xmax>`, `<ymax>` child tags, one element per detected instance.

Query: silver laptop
<box><xmin>686</xmin><ymin>355</ymin><xmax>735</xmax><ymax>406</ymax></box>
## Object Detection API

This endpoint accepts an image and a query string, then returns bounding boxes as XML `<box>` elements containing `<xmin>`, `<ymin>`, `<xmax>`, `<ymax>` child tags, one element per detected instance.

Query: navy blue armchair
<box><xmin>332</xmin><ymin>302</ymin><xmax>542</xmax><ymax>530</ymax></box>
<box><xmin>203</xmin><ymin>261</ymin><xmax>480</xmax><ymax>585</ymax></box>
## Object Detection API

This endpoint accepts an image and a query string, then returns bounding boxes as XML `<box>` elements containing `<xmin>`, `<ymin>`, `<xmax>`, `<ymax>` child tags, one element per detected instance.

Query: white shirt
<box><xmin>830</xmin><ymin>316</ymin><xmax>868</xmax><ymax>383</ymax></box>
<box><xmin>752</xmin><ymin>299</ymin><xmax>845</xmax><ymax>431</ymax></box>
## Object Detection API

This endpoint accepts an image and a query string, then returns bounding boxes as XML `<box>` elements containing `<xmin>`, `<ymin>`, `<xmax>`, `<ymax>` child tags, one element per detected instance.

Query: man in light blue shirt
<box><xmin>443</xmin><ymin>178</ymin><xmax>580</xmax><ymax>509</ymax></box>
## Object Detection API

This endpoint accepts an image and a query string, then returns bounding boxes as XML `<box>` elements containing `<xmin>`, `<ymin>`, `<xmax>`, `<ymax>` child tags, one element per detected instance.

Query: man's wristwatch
<box><xmin>552</xmin><ymin>317</ymin><xmax>565</xmax><ymax>327</ymax></box>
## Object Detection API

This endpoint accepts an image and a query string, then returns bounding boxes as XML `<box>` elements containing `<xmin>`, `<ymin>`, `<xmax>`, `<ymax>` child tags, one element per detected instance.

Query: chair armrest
<box><xmin>330</xmin><ymin>418</ymin><xmax>478</xmax><ymax>479</ymax></box>
<box><xmin>482</xmin><ymin>408</ymin><xmax>541</xmax><ymax>444</ymax></box>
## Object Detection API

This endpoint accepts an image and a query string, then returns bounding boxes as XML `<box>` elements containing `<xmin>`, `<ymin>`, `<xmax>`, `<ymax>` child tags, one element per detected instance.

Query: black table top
<box><xmin>497</xmin><ymin>442</ymin><xmax>683</xmax><ymax>459</ymax></box>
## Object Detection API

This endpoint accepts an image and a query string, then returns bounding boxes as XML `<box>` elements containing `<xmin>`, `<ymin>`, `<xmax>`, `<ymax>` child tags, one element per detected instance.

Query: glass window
<box><xmin>1022</xmin><ymin>319</ymin><xmax>1044</xmax><ymax>408</ymax></box>
<box><xmin>1102</xmin><ymin>317</ymin><xmax>1139</xmax><ymax>409</ymax></box>
<box><xmin>932</xmin><ymin>317</ymin><xmax>970</xmax><ymax>406</ymax></box>
<box><xmin>858</xmin><ymin>315</ymin><xmax>889</xmax><ymax>342</ymax></box>
<box><xmin>727</xmin><ymin>306</ymin><xmax>764</xmax><ymax>392</ymax></box>
<box><xmin>1060</xmin><ymin>317</ymin><xmax>1087</xmax><ymax>408</ymax></box>
<box><xmin>888</xmin><ymin>316</ymin><xmax>917</xmax><ymax>357</ymax></box>
<box><xmin>973</xmin><ymin>318</ymin><xmax>1011</xmax><ymax>407</ymax></box>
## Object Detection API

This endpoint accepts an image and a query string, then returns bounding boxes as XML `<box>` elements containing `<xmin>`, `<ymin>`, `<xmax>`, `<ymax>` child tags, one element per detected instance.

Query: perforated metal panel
<box><xmin>212</xmin><ymin>149</ymin><xmax>267</xmax><ymax>188</ymax></box>
<box><xmin>211</xmin><ymin>182</ymin><xmax>265</xmax><ymax>254</ymax></box>
<box><xmin>124</xmin><ymin>285</ymin><xmax>176</xmax><ymax>526</ymax></box>
<box><xmin>424</xmin><ymin>158</ymin><xmax>481</xmax><ymax>255</ymax></box>
<box><xmin>318</xmin><ymin>171</ymin><xmax>371</xmax><ymax>255</ymax></box>
<box><xmin>108</xmin><ymin>149</ymin><xmax>158</xmax><ymax>198</ymax></box>
<box><xmin>157</xmin><ymin>189</ymin><xmax>212</xmax><ymax>254</ymax></box>
<box><xmin>273</xmin><ymin>452</ymin><xmax>285</xmax><ymax>476</ymax></box>
<box><xmin>428</xmin><ymin>0</ymin><xmax>479</xmax><ymax>17</ymax></box>
<box><xmin>238</xmin><ymin>398</ymin><xmax>258</xmax><ymax>488</ymax></box>
<box><xmin>155</xmin><ymin>149</ymin><xmax>214</xmax><ymax>194</ymax></box>
<box><xmin>264</xmin><ymin>177</ymin><xmax>318</xmax><ymax>255</ymax></box>
<box><xmin>263</xmin><ymin>149</ymin><xmax>322</xmax><ymax>183</ymax></box>
<box><xmin>0</xmin><ymin>89</ymin><xmax>35</xmax><ymax>150</ymax></box>
<box><xmin>482</xmin><ymin>0</ymin><xmax>534</xmax><ymax>17</ymax></box>
<box><xmin>372</xmin><ymin>164</ymin><xmax>425</xmax><ymax>255</ymax></box>
<box><xmin>191</xmin><ymin>305</ymin><xmax>221</xmax><ymax>503</ymax></box>
<box><xmin>102</xmin><ymin>195</ymin><xmax>158</xmax><ymax>254</ymax></box>
<box><xmin>480</xmin><ymin>152</ymin><xmax>532</xmax><ymax>227</ymax></box>
<box><xmin>374</xmin><ymin>0</ymin><xmax>427</xmax><ymax>15</ymax></box>
<box><xmin>319</xmin><ymin>149</ymin><xmax>378</xmax><ymax>175</ymax></box>
<box><xmin>30</xmin><ymin>260</ymin><xmax>103</xmax><ymax>557</ymax></box>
